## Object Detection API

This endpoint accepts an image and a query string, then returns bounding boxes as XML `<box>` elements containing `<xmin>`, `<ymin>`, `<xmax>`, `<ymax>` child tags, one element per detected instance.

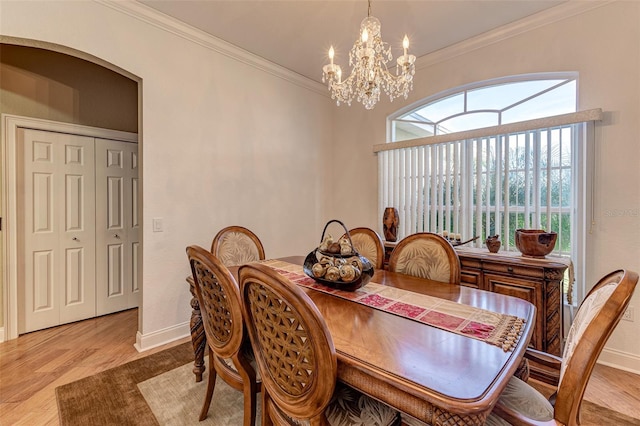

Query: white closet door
<box><xmin>129</xmin><ymin>145</ymin><xmax>140</xmax><ymax>309</ymax></box>
<box><xmin>20</xmin><ymin>129</ymin><xmax>97</xmax><ymax>333</ymax></box>
<box><xmin>95</xmin><ymin>138</ymin><xmax>140</xmax><ymax>315</ymax></box>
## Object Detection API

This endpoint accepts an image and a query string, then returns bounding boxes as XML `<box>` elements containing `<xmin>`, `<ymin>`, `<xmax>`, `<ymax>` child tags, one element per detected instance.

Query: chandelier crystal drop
<box><xmin>322</xmin><ymin>0</ymin><xmax>416</xmax><ymax>110</ymax></box>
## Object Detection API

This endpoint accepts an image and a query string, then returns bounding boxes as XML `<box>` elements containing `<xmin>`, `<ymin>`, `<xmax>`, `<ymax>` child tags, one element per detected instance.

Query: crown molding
<box><xmin>95</xmin><ymin>0</ymin><xmax>329</xmax><ymax>97</ymax></box>
<box><xmin>415</xmin><ymin>1</ymin><xmax>612</xmax><ymax>70</ymax></box>
<box><xmin>95</xmin><ymin>0</ymin><xmax>610</xmax><ymax>99</ymax></box>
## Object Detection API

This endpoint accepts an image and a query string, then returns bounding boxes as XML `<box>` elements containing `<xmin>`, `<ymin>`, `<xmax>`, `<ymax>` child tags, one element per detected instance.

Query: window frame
<box><xmin>380</xmin><ymin>74</ymin><xmax>600</xmax><ymax>308</ymax></box>
<box><xmin>387</xmin><ymin>72</ymin><xmax>579</xmax><ymax>143</ymax></box>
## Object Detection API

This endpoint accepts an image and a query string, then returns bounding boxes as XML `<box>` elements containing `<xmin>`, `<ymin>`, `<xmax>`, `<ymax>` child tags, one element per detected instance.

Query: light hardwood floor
<box><xmin>1</xmin><ymin>308</ymin><xmax>639</xmax><ymax>425</ymax></box>
<box><xmin>0</xmin><ymin>309</ymin><xmax>189</xmax><ymax>425</ymax></box>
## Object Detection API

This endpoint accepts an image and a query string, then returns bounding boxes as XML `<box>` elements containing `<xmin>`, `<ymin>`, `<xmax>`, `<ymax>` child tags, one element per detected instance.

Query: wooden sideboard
<box><xmin>383</xmin><ymin>242</ymin><xmax>569</xmax><ymax>358</ymax></box>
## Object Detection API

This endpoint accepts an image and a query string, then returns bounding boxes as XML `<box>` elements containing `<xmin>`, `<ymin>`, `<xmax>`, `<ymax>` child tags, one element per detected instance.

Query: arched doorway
<box><xmin>1</xmin><ymin>38</ymin><xmax>142</xmax><ymax>340</ymax></box>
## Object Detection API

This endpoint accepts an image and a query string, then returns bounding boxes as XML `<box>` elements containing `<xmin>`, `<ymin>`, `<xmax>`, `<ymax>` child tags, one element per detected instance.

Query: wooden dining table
<box><xmin>187</xmin><ymin>255</ymin><xmax>535</xmax><ymax>425</ymax></box>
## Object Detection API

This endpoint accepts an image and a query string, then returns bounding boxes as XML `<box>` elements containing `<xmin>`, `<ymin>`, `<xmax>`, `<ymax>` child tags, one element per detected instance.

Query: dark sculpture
<box><xmin>485</xmin><ymin>235</ymin><xmax>501</xmax><ymax>253</ymax></box>
<box><xmin>383</xmin><ymin>207</ymin><xmax>399</xmax><ymax>242</ymax></box>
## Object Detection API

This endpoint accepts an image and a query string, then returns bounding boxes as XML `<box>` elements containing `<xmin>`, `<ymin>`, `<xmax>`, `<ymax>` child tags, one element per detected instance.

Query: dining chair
<box><xmin>485</xmin><ymin>269</ymin><xmax>639</xmax><ymax>426</ymax></box>
<box><xmin>388</xmin><ymin>232</ymin><xmax>461</xmax><ymax>284</ymax></box>
<box><xmin>211</xmin><ymin>225</ymin><xmax>266</xmax><ymax>267</ymax></box>
<box><xmin>238</xmin><ymin>263</ymin><xmax>402</xmax><ymax>426</ymax></box>
<box><xmin>344</xmin><ymin>227</ymin><xmax>385</xmax><ymax>269</ymax></box>
<box><xmin>186</xmin><ymin>245</ymin><xmax>261</xmax><ymax>425</ymax></box>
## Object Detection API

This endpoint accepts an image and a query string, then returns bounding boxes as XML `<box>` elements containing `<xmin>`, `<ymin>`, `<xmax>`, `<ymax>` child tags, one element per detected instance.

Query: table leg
<box><xmin>188</xmin><ymin>278</ymin><xmax>206</xmax><ymax>382</ymax></box>
<box><xmin>514</xmin><ymin>358</ymin><xmax>530</xmax><ymax>382</ymax></box>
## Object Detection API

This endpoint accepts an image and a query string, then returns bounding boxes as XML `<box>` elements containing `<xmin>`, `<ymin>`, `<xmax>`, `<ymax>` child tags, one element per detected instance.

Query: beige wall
<box><xmin>1</xmin><ymin>44</ymin><xmax>138</xmax><ymax>132</ymax></box>
<box><xmin>330</xmin><ymin>2</ymin><xmax>640</xmax><ymax>371</ymax></box>
<box><xmin>1</xmin><ymin>1</ymin><xmax>333</xmax><ymax>346</ymax></box>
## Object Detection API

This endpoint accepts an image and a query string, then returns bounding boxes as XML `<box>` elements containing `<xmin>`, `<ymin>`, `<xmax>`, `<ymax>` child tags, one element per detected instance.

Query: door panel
<box><xmin>33</xmin><ymin>251</ymin><xmax>54</xmax><ymax>311</ymax></box>
<box><xmin>132</xmin><ymin>241</ymin><xmax>140</xmax><ymax>294</ymax></box>
<box><xmin>65</xmin><ymin>247</ymin><xmax>84</xmax><ymax>304</ymax></box>
<box><xmin>65</xmin><ymin>174</ymin><xmax>84</xmax><ymax>231</ymax></box>
<box><xmin>20</xmin><ymin>129</ymin><xmax>96</xmax><ymax>333</ymax></box>
<box><xmin>96</xmin><ymin>138</ymin><xmax>140</xmax><ymax>315</ymax></box>
<box><xmin>129</xmin><ymin>151</ymin><xmax>140</xmax><ymax>307</ymax></box>
<box><xmin>59</xmin><ymin>135</ymin><xmax>96</xmax><ymax>324</ymax></box>
<box><xmin>107</xmin><ymin>176</ymin><xmax>123</xmax><ymax>229</ymax></box>
<box><xmin>107</xmin><ymin>243</ymin><xmax>124</xmax><ymax>297</ymax></box>
<box><xmin>484</xmin><ymin>273</ymin><xmax>544</xmax><ymax>351</ymax></box>
<box><xmin>33</xmin><ymin>173</ymin><xmax>54</xmax><ymax>232</ymax></box>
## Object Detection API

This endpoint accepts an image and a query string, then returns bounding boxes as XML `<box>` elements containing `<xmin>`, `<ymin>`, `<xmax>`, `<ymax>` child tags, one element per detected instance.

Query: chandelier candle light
<box><xmin>322</xmin><ymin>0</ymin><xmax>416</xmax><ymax>110</ymax></box>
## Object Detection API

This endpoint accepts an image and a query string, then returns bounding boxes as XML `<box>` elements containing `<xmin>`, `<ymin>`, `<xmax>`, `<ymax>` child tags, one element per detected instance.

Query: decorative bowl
<box><xmin>514</xmin><ymin>229</ymin><xmax>557</xmax><ymax>258</ymax></box>
<box><xmin>303</xmin><ymin>251</ymin><xmax>373</xmax><ymax>292</ymax></box>
<box><xmin>303</xmin><ymin>219</ymin><xmax>374</xmax><ymax>292</ymax></box>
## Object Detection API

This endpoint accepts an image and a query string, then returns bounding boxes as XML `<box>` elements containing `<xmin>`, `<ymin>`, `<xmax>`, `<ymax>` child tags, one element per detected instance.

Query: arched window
<box><xmin>379</xmin><ymin>73</ymin><xmax>601</xmax><ymax>305</ymax></box>
<box><xmin>390</xmin><ymin>74</ymin><xmax>577</xmax><ymax>142</ymax></box>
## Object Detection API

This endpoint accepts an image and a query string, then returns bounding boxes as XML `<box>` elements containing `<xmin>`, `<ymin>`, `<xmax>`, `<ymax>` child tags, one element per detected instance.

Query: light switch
<box><xmin>152</xmin><ymin>217</ymin><xmax>163</xmax><ymax>232</ymax></box>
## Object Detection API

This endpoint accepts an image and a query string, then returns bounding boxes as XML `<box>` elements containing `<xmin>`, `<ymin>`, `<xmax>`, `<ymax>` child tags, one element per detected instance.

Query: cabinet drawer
<box><xmin>460</xmin><ymin>269</ymin><xmax>480</xmax><ymax>289</ymax></box>
<box><xmin>459</xmin><ymin>256</ymin><xmax>482</xmax><ymax>269</ymax></box>
<box><xmin>481</xmin><ymin>261</ymin><xmax>545</xmax><ymax>279</ymax></box>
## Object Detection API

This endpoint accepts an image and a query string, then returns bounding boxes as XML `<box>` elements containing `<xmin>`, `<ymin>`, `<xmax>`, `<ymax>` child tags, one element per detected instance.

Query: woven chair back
<box><xmin>211</xmin><ymin>225</ymin><xmax>266</xmax><ymax>267</ymax></box>
<box><xmin>187</xmin><ymin>245</ymin><xmax>245</xmax><ymax>358</ymax></box>
<box><xmin>239</xmin><ymin>263</ymin><xmax>337</xmax><ymax>422</ymax></box>
<box><xmin>388</xmin><ymin>232</ymin><xmax>461</xmax><ymax>283</ymax></box>
<box><xmin>345</xmin><ymin>227</ymin><xmax>385</xmax><ymax>270</ymax></box>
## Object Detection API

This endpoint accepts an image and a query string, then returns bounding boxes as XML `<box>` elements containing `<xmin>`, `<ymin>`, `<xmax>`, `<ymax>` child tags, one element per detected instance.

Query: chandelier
<box><xmin>322</xmin><ymin>0</ymin><xmax>416</xmax><ymax>110</ymax></box>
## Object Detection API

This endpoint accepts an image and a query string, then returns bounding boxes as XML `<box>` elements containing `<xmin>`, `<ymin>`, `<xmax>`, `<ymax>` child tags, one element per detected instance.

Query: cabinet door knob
<box><xmin>72</xmin><ymin>237</ymin><xmax>79</xmax><ymax>241</ymax></box>
<box><xmin>507</xmin><ymin>266</ymin><xmax>514</xmax><ymax>273</ymax></box>
<box><xmin>114</xmin><ymin>234</ymin><xmax>120</xmax><ymax>239</ymax></box>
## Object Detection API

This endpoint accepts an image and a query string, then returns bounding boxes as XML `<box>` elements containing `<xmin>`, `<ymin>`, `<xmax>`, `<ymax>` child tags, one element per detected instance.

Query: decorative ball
<box><xmin>325</xmin><ymin>266</ymin><xmax>340</xmax><ymax>281</ymax></box>
<box><xmin>328</xmin><ymin>242</ymin><xmax>341</xmax><ymax>254</ymax></box>
<box><xmin>339</xmin><ymin>264</ymin><xmax>357</xmax><ymax>282</ymax></box>
<box><xmin>348</xmin><ymin>256</ymin><xmax>363</xmax><ymax>271</ymax></box>
<box><xmin>312</xmin><ymin>262</ymin><xmax>327</xmax><ymax>278</ymax></box>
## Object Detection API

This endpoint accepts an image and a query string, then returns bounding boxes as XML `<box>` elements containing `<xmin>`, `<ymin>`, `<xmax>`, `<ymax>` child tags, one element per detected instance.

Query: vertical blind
<box><xmin>378</xmin><ymin>125</ymin><xmax>575</xmax><ymax>253</ymax></box>
<box><xmin>375</xmin><ymin>109</ymin><xmax>602</xmax><ymax>304</ymax></box>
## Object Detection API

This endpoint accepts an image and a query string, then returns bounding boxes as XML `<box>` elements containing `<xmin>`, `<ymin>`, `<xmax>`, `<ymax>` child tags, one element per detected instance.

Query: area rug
<box><xmin>137</xmin><ymin>358</ymin><xmax>260</xmax><ymax>425</ymax></box>
<box><xmin>56</xmin><ymin>342</ymin><xmax>193</xmax><ymax>425</ymax></box>
<box><xmin>56</xmin><ymin>342</ymin><xmax>640</xmax><ymax>425</ymax></box>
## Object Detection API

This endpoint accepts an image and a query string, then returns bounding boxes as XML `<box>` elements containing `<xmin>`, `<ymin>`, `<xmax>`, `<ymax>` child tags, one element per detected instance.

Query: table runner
<box><xmin>261</xmin><ymin>259</ymin><xmax>525</xmax><ymax>352</ymax></box>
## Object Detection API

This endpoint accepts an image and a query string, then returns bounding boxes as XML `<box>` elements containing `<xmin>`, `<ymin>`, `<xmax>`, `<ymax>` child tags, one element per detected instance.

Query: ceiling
<box><xmin>138</xmin><ymin>0</ymin><xmax>566</xmax><ymax>84</ymax></box>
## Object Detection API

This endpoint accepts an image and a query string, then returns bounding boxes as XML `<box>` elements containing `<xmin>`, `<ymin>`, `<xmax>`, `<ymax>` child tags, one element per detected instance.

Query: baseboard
<box><xmin>134</xmin><ymin>321</ymin><xmax>190</xmax><ymax>352</ymax></box>
<box><xmin>0</xmin><ymin>326</ymin><xmax>4</xmax><ymax>343</ymax></box>
<box><xmin>597</xmin><ymin>347</ymin><xmax>640</xmax><ymax>375</ymax></box>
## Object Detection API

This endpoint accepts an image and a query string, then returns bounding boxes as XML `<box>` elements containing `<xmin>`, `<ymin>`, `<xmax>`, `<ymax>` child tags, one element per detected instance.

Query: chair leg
<box><xmin>242</xmin><ymin>380</ymin><xmax>257</xmax><ymax>426</ymax></box>
<box><xmin>199</xmin><ymin>350</ymin><xmax>217</xmax><ymax>421</ymax></box>
<box><xmin>233</xmin><ymin>353</ymin><xmax>258</xmax><ymax>426</ymax></box>
<box><xmin>261</xmin><ymin>391</ymin><xmax>273</xmax><ymax>426</ymax></box>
